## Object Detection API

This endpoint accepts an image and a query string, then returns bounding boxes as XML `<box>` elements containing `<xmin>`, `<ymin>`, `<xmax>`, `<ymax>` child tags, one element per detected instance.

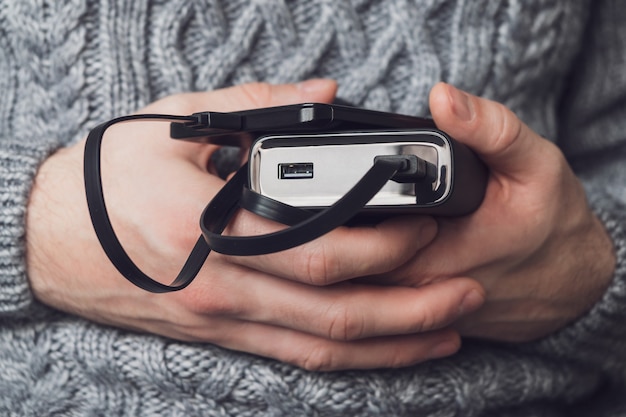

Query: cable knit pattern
<box><xmin>1</xmin><ymin>0</ymin><xmax>626</xmax><ymax>415</ymax></box>
<box><xmin>0</xmin><ymin>0</ymin><xmax>87</xmax><ymax>315</ymax></box>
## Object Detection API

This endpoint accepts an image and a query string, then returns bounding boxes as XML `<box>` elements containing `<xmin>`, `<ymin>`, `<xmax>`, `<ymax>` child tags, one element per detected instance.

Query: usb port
<box><xmin>279</xmin><ymin>163</ymin><xmax>314</xmax><ymax>179</ymax></box>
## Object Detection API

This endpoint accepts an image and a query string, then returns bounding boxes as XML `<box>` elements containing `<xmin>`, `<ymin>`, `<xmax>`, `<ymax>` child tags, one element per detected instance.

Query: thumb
<box><xmin>429</xmin><ymin>82</ymin><xmax>550</xmax><ymax>178</ymax></box>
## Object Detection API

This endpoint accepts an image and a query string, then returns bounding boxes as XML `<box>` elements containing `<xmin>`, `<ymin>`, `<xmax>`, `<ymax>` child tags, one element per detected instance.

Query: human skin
<box><xmin>424</xmin><ymin>83</ymin><xmax>616</xmax><ymax>342</ymax></box>
<box><xmin>233</xmin><ymin>83</ymin><xmax>615</xmax><ymax>342</ymax></box>
<box><xmin>225</xmin><ymin>83</ymin><xmax>615</xmax><ymax>342</ymax></box>
<box><xmin>25</xmin><ymin>80</ymin><xmax>615</xmax><ymax>370</ymax></box>
<box><xmin>231</xmin><ymin>82</ymin><xmax>617</xmax><ymax>343</ymax></box>
<box><xmin>25</xmin><ymin>80</ymin><xmax>484</xmax><ymax>371</ymax></box>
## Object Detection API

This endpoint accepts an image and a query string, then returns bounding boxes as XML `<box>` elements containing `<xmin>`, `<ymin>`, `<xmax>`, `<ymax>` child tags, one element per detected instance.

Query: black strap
<box><xmin>84</xmin><ymin>115</ymin><xmax>217</xmax><ymax>293</ymax></box>
<box><xmin>239</xmin><ymin>186</ymin><xmax>315</xmax><ymax>226</ymax></box>
<box><xmin>84</xmin><ymin>115</ymin><xmax>404</xmax><ymax>292</ymax></box>
<box><xmin>200</xmin><ymin>157</ymin><xmax>404</xmax><ymax>256</ymax></box>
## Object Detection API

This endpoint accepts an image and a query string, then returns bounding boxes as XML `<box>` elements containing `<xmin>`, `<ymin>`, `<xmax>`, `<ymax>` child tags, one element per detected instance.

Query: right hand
<box><xmin>26</xmin><ymin>81</ymin><xmax>485</xmax><ymax>371</ymax></box>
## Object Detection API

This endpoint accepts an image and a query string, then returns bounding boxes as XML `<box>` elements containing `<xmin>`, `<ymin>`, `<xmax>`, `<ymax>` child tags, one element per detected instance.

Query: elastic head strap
<box><xmin>84</xmin><ymin>115</ymin><xmax>216</xmax><ymax>293</ymax></box>
<box><xmin>200</xmin><ymin>157</ymin><xmax>403</xmax><ymax>256</ymax></box>
<box><xmin>84</xmin><ymin>114</ymin><xmax>403</xmax><ymax>292</ymax></box>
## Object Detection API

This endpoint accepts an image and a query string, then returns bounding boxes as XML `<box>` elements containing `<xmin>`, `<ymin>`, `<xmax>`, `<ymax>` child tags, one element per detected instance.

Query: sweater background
<box><xmin>1</xmin><ymin>0</ymin><xmax>626</xmax><ymax>415</ymax></box>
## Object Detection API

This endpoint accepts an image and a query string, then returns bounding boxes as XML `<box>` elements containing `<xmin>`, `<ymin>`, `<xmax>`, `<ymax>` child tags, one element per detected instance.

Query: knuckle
<box><xmin>386</xmin><ymin>349</ymin><xmax>422</xmax><ymax>369</ymax></box>
<box><xmin>325</xmin><ymin>303</ymin><xmax>366</xmax><ymax>341</ymax></box>
<box><xmin>295</xmin><ymin>244</ymin><xmax>340</xmax><ymax>285</ymax></box>
<box><xmin>539</xmin><ymin>142</ymin><xmax>570</xmax><ymax>179</ymax></box>
<box><xmin>297</xmin><ymin>344</ymin><xmax>336</xmax><ymax>372</ymax></box>
<box><xmin>412</xmin><ymin>308</ymin><xmax>435</xmax><ymax>333</ymax></box>
<box><xmin>491</xmin><ymin>104</ymin><xmax>524</xmax><ymax>155</ymax></box>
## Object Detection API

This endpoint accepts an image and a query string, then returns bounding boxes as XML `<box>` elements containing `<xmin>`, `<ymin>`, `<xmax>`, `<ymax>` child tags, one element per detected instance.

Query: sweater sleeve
<box><xmin>0</xmin><ymin>139</ymin><xmax>60</xmax><ymax>317</ymax></box>
<box><xmin>527</xmin><ymin>0</ymin><xmax>626</xmax><ymax>377</ymax></box>
<box><xmin>0</xmin><ymin>1</ymin><xmax>87</xmax><ymax>318</ymax></box>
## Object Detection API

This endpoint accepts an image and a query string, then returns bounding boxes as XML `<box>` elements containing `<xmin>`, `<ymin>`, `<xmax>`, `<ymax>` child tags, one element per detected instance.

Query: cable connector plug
<box><xmin>374</xmin><ymin>155</ymin><xmax>437</xmax><ymax>183</ymax></box>
<box><xmin>185</xmin><ymin>111</ymin><xmax>242</xmax><ymax>130</ymax></box>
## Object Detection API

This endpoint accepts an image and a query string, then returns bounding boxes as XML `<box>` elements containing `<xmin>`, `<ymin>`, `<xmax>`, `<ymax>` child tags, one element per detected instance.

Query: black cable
<box><xmin>84</xmin><ymin>114</ymin><xmax>217</xmax><ymax>293</ymax></box>
<box><xmin>84</xmin><ymin>114</ymin><xmax>408</xmax><ymax>291</ymax></box>
<box><xmin>200</xmin><ymin>158</ymin><xmax>404</xmax><ymax>256</ymax></box>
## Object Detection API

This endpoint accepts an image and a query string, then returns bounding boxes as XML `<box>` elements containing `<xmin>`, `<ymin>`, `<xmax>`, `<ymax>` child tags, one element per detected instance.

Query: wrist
<box><xmin>25</xmin><ymin>146</ymin><xmax>84</xmax><ymax>312</ymax></box>
<box><xmin>525</xmin><ymin>199</ymin><xmax>626</xmax><ymax>373</ymax></box>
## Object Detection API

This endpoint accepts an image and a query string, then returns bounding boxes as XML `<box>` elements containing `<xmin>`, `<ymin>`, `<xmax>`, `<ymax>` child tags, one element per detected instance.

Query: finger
<box><xmin>429</xmin><ymin>82</ymin><xmax>556</xmax><ymax>178</ymax></box>
<box><xmin>156</xmin><ymin>312</ymin><xmax>460</xmax><ymax>371</ymax></box>
<box><xmin>144</xmin><ymin>79</ymin><xmax>338</xmax><ymax>115</ymax></box>
<box><xmin>138</xmin><ymin>79</ymin><xmax>338</xmax><ymax>168</ymax></box>
<box><xmin>225</xmin><ymin>213</ymin><xmax>439</xmax><ymax>284</ymax></box>
<box><xmin>216</xmin><ymin>79</ymin><xmax>339</xmax><ymax>111</ymax></box>
<box><xmin>181</xmin><ymin>262</ymin><xmax>484</xmax><ymax>341</ymax></box>
<box><xmin>223</xmin><ymin>322</ymin><xmax>461</xmax><ymax>371</ymax></box>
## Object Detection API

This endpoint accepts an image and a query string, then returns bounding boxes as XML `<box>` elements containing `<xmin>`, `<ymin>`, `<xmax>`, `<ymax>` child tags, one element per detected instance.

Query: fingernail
<box><xmin>459</xmin><ymin>289</ymin><xmax>485</xmax><ymax>316</ymax></box>
<box><xmin>297</xmin><ymin>78</ymin><xmax>335</xmax><ymax>94</ymax></box>
<box><xmin>446</xmin><ymin>83</ymin><xmax>474</xmax><ymax>122</ymax></box>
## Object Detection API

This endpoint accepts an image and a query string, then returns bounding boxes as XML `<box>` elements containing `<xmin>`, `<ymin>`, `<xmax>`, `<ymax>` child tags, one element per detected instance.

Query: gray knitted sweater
<box><xmin>2</xmin><ymin>0</ymin><xmax>626</xmax><ymax>416</ymax></box>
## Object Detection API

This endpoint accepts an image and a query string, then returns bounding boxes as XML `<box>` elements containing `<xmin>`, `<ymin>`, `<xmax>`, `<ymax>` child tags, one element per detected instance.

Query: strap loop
<box><xmin>84</xmin><ymin>115</ymin><xmax>215</xmax><ymax>293</ymax></box>
<box><xmin>200</xmin><ymin>158</ymin><xmax>403</xmax><ymax>256</ymax></box>
<box><xmin>84</xmin><ymin>115</ymin><xmax>403</xmax><ymax>292</ymax></box>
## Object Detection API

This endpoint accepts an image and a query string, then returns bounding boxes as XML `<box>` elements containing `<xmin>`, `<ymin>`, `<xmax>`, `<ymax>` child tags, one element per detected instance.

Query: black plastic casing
<box><xmin>430</xmin><ymin>131</ymin><xmax>488</xmax><ymax>216</ymax></box>
<box><xmin>171</xmin><ymin>102</ymin><xmax>489</xmax><ymax>217</ymax></box>
<box><xmin>248</xmin><ymin>129</ymin><xmax>488</xmax><ymax>217</ymax></box>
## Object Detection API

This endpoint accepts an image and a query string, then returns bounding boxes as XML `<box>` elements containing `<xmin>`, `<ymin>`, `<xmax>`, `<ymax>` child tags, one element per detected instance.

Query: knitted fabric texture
<box><xmin>1</xmin><ymin>0</ymin><xmax>626</xmax><ymax>416</ymax></box>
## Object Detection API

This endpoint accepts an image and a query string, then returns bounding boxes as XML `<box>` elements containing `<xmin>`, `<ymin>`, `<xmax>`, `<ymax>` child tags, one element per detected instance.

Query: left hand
<box><xmin>367</xmin><ymin>83</ymin><xmax>616</xmax><ymax>342</ymax></box>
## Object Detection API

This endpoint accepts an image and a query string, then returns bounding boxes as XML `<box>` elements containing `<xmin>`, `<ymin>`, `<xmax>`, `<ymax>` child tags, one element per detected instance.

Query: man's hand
<box><xmin>25</xmin><ymin>81</ymin><xmax>485</xmax><ymax>371</ymax></box>
<box><xmin>365</xmin><ymin>83</ymin><xmax>616</xmax><ymax>342</ymax></box>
